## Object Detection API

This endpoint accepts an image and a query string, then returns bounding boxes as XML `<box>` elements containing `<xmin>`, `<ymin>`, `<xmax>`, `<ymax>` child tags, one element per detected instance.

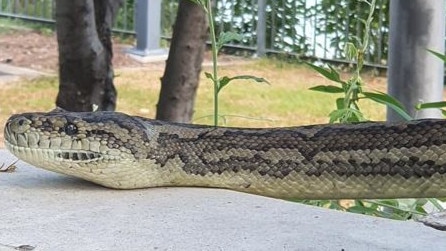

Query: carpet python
<box><xmin>4</xmin><ymin>110</ymin><xmax>446</xmax><ymax>199</ymax></box>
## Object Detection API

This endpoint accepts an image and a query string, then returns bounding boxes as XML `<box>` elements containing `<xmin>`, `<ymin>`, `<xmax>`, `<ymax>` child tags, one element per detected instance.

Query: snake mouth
<box><xmin>55</xmin><ymin>151</ymin><xmax>102</xmax><ymax>162</ymax></box>
<box><xmin>4</xmin><ymin>125</ymin><xmax>105</xmax><ymax>163</ymax></box>
<box><xmin>5</xmin><ymin>139</ymin><xmax>105</xmax><ymax>163</ymax></box>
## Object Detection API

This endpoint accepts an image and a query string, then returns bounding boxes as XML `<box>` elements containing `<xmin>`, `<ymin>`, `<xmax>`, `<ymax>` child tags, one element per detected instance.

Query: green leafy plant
<box><xmin>305</xmin><ymin>0</ymin><xmax>444</xmax><ymax>220</ymax></box>
<box><xmin>306</xmin><ymin>0</ymin><xmax>410</xmax><ymax>123</ymax></box>
<box><xmin>189</xmin><ymin>0</ymin><xmax>269</xmax><ymax>126</ymax></box>
<box><xmin>311</xmin><ymin>0</ymin><xmax>389</xmax><ymax>64</ymax></box>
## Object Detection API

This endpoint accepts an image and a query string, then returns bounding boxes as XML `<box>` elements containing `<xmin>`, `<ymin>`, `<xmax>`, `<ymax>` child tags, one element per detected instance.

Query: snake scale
<box><xmin>4</xmin><ymin>110</ymin><xmax>446</xmax><ymax>199</ymax></box>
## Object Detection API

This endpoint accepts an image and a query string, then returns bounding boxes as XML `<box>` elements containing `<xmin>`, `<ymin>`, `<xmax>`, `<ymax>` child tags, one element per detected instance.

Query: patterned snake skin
<box><xmin>4</xmin><ymin>111</ymin><xmax>446</xmax><ymax>199</ymax></box>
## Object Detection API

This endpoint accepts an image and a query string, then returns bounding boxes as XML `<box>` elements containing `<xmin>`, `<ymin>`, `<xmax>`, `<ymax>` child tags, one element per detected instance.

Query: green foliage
<box><xmin>114</xmin><ymin>0</ymin><xmax>178</xmax><ymax>35</ymax></box>
<box><xmin>216</xmin><ymin>32</ymin><xmax>244</xmax><ymax>51</ymax></box>
<box><xmin>190</xmin><ymin>0</ymin><xmax>269</xmax><ymax>126</ymax></box>
<box><xmin>297</xmin><ymin>199</ymin><xmax>445</xmax><ymax>220</ymax></box>
<box><xmin>307</xmin><ymin>64</ymin><xmax>345</xmax><ymax>85</ymax></box>
<box><xmin>307</xmin><ymin>62</ymin><xmax>411</xmax><ymax>123</ymax></box>
<box><xmin>160</xmin><ymin>1</ymin><xmax>179</xmax><ymax>36</ymax></box>
<box><xmin>180</xmin><ymin>0</ymin><xmax>389</xmax><ymax>64</ymax></box>
<box><xmin>0</xmin><ymin>0</ymin><xmax>54</xmax><ymax>20</ymax></box>
<box><xmin>348</xmin><ymin>199</ymin><xmax>428</xmax><ymax>220</ymax></box>
<box><xmin>307</xmin><ymin>0</ymin><xmax>409</xmax><ymax>123</ymax></box>
<box><xmin>309</xmin><ymin>85</ymin><xmax>344</xmax><ymax>93</ymax></box>
<box><xmin>312</xmin><ymin>0</ymin><xmax>389</xmax><ymax>63</ymax></box>
<box><xmin>115</xmin><ymin>0</ymin><xmax>135</xmax><ymax>31</ymax></box>
<box><xmin>362</xmin><ymin>91</ymin><xmax>412</xmax><ymax>120</ymax></box>
<box><xmin>205</xmin><ymin>73</ymin><xmax>270</xmax><ymax>94</ymax></box>
<box><xmin>416</xmin><ymin>101</ymin><xmax>446</xmax><ymax>117</ymax></box>
<box><xmin>190</xmin><ymin>0</ymin><xmax>316</xmax><ymax>55</ymax></box>
<box><xmin>263</xmin><ymin>0</ymin><xmax>312</xmax><ymax>54</ymax></box>
<box><xmin>427</xmin><ymin>48</ymin><xmax>446</xmax><ymax>62</ymax></box>
<box><xmin>305</xmin><ymin>0</ymin><xmax>444</xmax><ymax>220</ymax></box>
<box><xmin>2</xmin><ymin>0</ymin><xmax>391</xmax><ymax>65</ymax></box>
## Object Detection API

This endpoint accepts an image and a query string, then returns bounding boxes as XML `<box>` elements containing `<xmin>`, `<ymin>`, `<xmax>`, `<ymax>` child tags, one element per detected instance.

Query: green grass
<box><xmin>115</xmin><ymin>59</ymin><xmax>387</xmax><ymax>128</ymax></box>
<box><xmin>0</xmin><ymin>59</ymin><xmax>386</xmax><ymax>137</ymax></box>
<box><xmin>0</xmin><ymin>58</ymin><xmax>387</xmax><ymax>149</ymax></box>
<box><xmin>193</xmin><ymin>60</ymin><xmax>385</xmax><ymax>127</ymax></box>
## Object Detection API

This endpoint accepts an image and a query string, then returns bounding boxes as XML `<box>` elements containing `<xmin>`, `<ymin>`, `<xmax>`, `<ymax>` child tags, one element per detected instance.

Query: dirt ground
<box><xmin>0</xmin><ymin>30</ymin><xmax>155</xmax><ymax>71</ymax></box>
<box><xmin>0</xmin><ymin>29</ymin><xmax>387</xmax><ymax>91</ymax></box>
<box><xmin>0</xmin><ymin>30</ymin><xmax>244</xmax><ymax>72</ymax></box>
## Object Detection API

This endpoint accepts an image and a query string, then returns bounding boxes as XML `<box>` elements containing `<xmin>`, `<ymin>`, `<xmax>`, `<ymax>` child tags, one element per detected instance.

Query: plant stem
<box><xmin>341</xmin><ymin>0</ymin><xmax>376</xmax><ymax>123</ymax></box>
<box><xmin>206</xmin><ymin>0</ymin><xmax>219</xmax><ymax>126</ymax></box>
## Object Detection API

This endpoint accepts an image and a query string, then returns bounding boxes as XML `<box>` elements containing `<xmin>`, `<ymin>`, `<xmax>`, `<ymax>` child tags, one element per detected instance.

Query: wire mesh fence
<box><xmin>0</xmin><ymin>0</ymin><xmax>389</xmax><ymax>66</ymax></box>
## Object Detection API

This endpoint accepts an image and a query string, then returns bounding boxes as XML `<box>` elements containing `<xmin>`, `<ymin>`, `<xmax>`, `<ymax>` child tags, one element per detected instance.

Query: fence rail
<box><xmin>0</xmin><ymin>0</ymin><xmax>390</xmax><ymax>66</ymax></box>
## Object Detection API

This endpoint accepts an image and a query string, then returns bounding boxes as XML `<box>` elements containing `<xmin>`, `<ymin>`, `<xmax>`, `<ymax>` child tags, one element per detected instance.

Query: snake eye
<box><xmin>64</xmin><ymin>123</ymin><xmax>78</xmax><ymax>135</ymax></box>
<box><xmin>17</xmin><ymin>118</ymin><xmax>26</xmax><ymax>126</ymax></box>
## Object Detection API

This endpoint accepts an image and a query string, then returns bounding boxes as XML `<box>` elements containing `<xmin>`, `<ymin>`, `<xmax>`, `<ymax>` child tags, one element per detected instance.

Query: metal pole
<box><xmin>256</xmin><ymin>0</ymin><xmax>266</xmax><ymax>57</ymax></box>
<box><xmin>387</xmin><ymin>0</ymin><xmax>445</xmax><ymax>121</ymax></box>
<box><xmin>128</xmin><ymin>0</ymin><xmax>167</xmax><ymax>59</ymax></box>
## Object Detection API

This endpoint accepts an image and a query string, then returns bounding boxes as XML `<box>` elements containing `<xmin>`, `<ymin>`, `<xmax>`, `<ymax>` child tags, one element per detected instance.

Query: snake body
<box><xmin>4</xmin><ymin>111</ymin><xmax>446</xmax><ymax>199</ymax></box>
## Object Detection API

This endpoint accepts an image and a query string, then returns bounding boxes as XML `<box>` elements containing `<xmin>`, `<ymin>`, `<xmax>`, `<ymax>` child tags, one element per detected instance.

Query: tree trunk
<box><xmin>156</xmin><ymin>0</ymin><xmax>208</xmax><ymax>123</ymax></box>
<box><xmin>55</xmin><ymin>0</ymin><xmax>123</xmax><ymax>112</ymax></box>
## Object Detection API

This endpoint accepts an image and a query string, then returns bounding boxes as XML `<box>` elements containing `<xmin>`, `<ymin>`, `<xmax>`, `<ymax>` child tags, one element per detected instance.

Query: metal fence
<box><xmin>0</xmin><ymin>0</ymin><xmax>389</xmax><ymax>66</ymax></box>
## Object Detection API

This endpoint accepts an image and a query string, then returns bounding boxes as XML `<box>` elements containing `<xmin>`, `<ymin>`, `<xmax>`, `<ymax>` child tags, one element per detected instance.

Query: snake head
<box><xmin>4</xmin><ymin>111</ymin><xmax>156</xmax><ymax>188</ymax></box>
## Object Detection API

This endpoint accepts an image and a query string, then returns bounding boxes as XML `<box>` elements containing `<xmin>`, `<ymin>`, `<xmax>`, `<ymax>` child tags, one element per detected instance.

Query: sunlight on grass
<box><xmin>0</xmin><ymin>59</ymin><xmax>387</xmax><ymax>145</ymax></box>
<box><xmin>193</xmin><ymin>60</ymin><xmax>385</xmax><ymax>127</ymax></box>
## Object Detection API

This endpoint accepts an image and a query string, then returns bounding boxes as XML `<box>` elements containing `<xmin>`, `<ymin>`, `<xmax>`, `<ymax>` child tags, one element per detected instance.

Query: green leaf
<box><xmin>362</xmin><ymin>91</ymin><xmax>412</xmax><ymax>121</ymax></box>
<box><xmin>218</xmin><ymin>76</ymin><xmax>230</xmax><ymax>91</ymax></box>
<box><xmin>349</xmin><ymin>108</ymin><xmax>366</xmax><ymax>122</ymax></box>
<box><xmin>328</xmin><ymin>109</ymin><xmax>348</xmax><ymax>123</ymax></box>
<box><xmin>327</xmin><ymin>65</ymin><xmax>342</xmax><ymax>83</ymax></box>
<box><xmin>217</xmin><ymin>75</ymin><xmax>270</xmax><ymax>93</ymax></box>
<box><xmin>348</xmin><ymin>205</ymin><xmax>379</xmax><ymax>215</ymax></box>
<box><xmin>358</xmin><ymin>18</ymin><xmax>367</xmax><ymax>27</ymax></box>
<box><xmin>415</xmin><ymin>101</ymin><xmax>446</xmax><ymax>110</ymax></box>
<box><xmin>344</xmin><ymin>42</ymin><xmax>358</xmax><ymax>61</ymax></box>
<box><xmin>304</xmin><ymin>62</ymin><xmax>345</xmax><ymax>85</ymax></box>
<box><xmin>364</xmin><ymin>199</ymin><xmax>427</xmax><ymax>217</ymax></box>
<box><xmin>329</xmin><ymin>107</ymin><xmax>366</xmax><ymax>123</ymax></box>
<box><xmin>362</xmin><ymin>92</ymin><xmax>405</xmax><ymax>110</ymax></box>
<box><xmin>428</xmin><ymin>198</ymin><xmax>445</xmax><ymax>210</ymax></box>
<box><xmin>378</xmin><ymin>199</ymin><xmax>399</xmax><ymax>207</ymax></box>
<box><xmin>350</xmin><ymin>35</ymin><xmax>363</xmax><ymax>48</ymax></box>
<box><xmin>204</xmin><ymin>72</ymin><xmax>214</xmax><ymax>81</ymax></box>
<box><xmin>309</xmin><ymin>85</ymin><xmax>344</xmax><ymax>93</ymax></box>
<box><xmin>217</xmin><ymin>32</ymin><xmax>244</xmax><ymax>51</ymax></box>
<box><xmin>335</xmin><ymin>98</ymin><xmax>345</xmax><ymax>110</ymax></box>
<box><xmin>427</xmin><ymin>49</ymin><xmax>446</xmax><ymax>62</ymax></box>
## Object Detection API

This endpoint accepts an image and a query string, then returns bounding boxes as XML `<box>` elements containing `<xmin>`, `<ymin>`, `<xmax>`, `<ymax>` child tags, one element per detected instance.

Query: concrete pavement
<box><xmin>0</xmin><ymin>149</ymin><xmax>445</xmax><ymax>250</ymax></box>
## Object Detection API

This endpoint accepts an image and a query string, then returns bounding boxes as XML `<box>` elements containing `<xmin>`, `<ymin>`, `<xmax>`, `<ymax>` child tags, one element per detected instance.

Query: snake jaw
<box><xmin>3</xmin><ymin>115</ymin><xmax>124</xmax><ymax>166</ymax></box>
<box><xmin>55</xmin><ymin>150</ymin><xmax>103</xmax><ymax>162</ymax></box>
<box><xmin>4</xmin><ymin>134</ymin><xmax>110</xmax><ymax>165</ymax></box>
